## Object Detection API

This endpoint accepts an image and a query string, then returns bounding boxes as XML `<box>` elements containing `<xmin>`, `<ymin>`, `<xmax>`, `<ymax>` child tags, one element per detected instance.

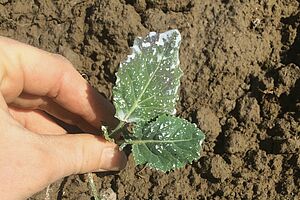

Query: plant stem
<box><xmin>109</xmin><ymin>121</ymin><xmax>126</xmax><ymax>138</ymax></box>
<box><xmin>45</xmin><ymin>184</ymin><xmax>51</xmax><ymax>200</ymax></box>
<box><xmin>87</xmin><ymin>173</ymin><xmax>100</xmax><ymax>200</ymax></box>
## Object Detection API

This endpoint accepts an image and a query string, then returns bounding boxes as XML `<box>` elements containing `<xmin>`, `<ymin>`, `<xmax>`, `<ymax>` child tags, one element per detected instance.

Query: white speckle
<box><xmin>157</xmin><ymin>54</ymin><xmax>163</xmax><ymax>62</ymax></box>
<box><xmin>155</xmin><ymin>145</ymin><xmax>163</xmax><ymax>153</ymax></box>
<box><xmin>124</xmin><ymin>51</ymin><xmax>136</xmax><ymax>63</ymax></box>
<box><xmin>132</xmin><ymin>45</ymin><xmax>141</xmax><ymax>54</ymax></box>
<box><xmin>149</xmin><ymin>32</ymin><xmax>157</xmax><ymax>37</ymax></box>
<box><xmin>199</xmin><ymin>140</ymin><xmax>204</xmax><ymax>146</ymax></box>
<box><xmin>171</xmin><ymin>109</ymin><xmax>177</xmax><ymax>115</ymax></box>
<box><xmin>161</xmin><ymin>131</ymin><xmax>167</xmax><ymax>137</ymax></box>
<box><xmin>159</xmin><ymin>124</ymin><xmax>165</xmax><ymax>130</ymax></box>
<box><xmin>116</xmin><ymin>109</ymin><xmax>125</xmax><ymax>121</ymax></box>
<box><xmin>142</xmin><ymin>42</ymin><xmax>151</xmax><ymax>48</ymax></box>
<box><xmin>166</xmin><ymin>89</ymin><xmax>173</xmax><ymax>95</ymax></box>
<box><xmin>128</xmin><ymin>54</ymin><xmax>135</xmax><ymax>60</ymax></box>
<box><xmin>152</xmin><ymin>48</ymin><xmax>157</xmax><ymax>55</ymax></box>
<box><xmin>170</xmin><ymin>64</ymin><xmax>176</xmax><ymax>69</ymax></box>
<box><xmin>155</xmin><ymin>39</ymin><xmax>164</xmax><ymax>46</ymax></box>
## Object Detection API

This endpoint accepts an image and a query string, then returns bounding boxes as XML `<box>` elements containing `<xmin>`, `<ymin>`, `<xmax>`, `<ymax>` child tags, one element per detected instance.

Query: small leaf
<box><xmin>113</xmin><ymin>29</ymin><xmax>183</xmax><ymax>123</ymax></box>
<box><xmin>102</xmin><ymin>126</ymin><xmax>114</xmax><ymax>143</ymax></box>
<box><xmin>126</xmin><ymin>115</ymin><xmax>205</xmax><ymax>172</ymax></box>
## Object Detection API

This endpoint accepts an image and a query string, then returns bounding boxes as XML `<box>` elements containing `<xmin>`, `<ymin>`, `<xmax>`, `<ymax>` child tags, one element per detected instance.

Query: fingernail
<box><xmin>98</xmin><ymin>147</ymin><xmax>127</xmax><ymax>171</ymax></box>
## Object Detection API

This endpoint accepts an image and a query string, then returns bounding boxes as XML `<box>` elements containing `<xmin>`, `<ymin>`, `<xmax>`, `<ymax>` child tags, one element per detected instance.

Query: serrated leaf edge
<box><xmin>129</xmin><ymin>115</ymin><xmax>205</xmax><ymax>172</ymax></box>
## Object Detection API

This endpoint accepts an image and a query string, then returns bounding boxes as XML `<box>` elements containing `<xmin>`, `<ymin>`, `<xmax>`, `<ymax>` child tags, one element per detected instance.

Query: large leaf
<box><xmin>113</xmin><ymin>29</ymin><xmax>183</xmax><ymax>123</ymax></box>
<box><xmin>126</xmin><ymin>115</ymin><xmax>205</xmax><ymax>172</ymax></box>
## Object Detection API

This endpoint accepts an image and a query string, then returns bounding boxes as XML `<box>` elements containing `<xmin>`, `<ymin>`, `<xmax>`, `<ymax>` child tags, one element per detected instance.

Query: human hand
<box><xmin>0</xmin><ymin>36</ymin><xmax>127</xmax><ymax>199</ymax></box>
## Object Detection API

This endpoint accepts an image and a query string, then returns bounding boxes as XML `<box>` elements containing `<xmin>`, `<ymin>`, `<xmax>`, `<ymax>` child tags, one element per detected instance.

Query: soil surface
<box><xmin>1</xmin><ymin>0</ymin><xmax>300</xmax><ymax>199</ymax></box>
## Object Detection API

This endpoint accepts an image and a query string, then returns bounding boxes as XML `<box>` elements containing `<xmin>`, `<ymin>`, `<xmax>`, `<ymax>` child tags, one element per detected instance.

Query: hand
<box><xmin>0</xmin><ymin>36</ymin><xmax>127</xmax><ymax>199</ymax></box>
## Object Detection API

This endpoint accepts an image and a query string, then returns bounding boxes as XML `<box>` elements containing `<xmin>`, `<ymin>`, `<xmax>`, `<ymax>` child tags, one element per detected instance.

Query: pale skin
<box><xmin>0</xmin><ymin>36</ymin><xmax>127</xmax><ymax>199</ymax></box>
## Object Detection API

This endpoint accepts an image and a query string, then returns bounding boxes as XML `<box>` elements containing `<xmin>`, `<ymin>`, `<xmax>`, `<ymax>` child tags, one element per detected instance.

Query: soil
<box><xmin>1</xmin><ymin>0</ymin><xmax>299</xmax><ymax>199</ymax></box>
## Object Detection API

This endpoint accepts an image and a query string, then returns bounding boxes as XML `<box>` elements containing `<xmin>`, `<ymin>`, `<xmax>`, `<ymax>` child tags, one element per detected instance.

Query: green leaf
<box><xmin>113</xmin><ymin>29</ymin><xmax>183</xmax><ymax>123</ymax></box>
<box><xmin>126</xmin><ymin>115</ymin><xmax>205</xmax><ymax>172</ymax></box>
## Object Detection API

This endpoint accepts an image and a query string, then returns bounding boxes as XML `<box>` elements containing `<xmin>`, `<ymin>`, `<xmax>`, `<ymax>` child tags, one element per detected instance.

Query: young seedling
<box><xmin>106</xmin><ymin>29</ymin><xmax>205</xmax><ymax>172</ymax></box>
<box><xmin>87</xmin><ymin>29</ymin><xmax>205</xmax><ymax>200</ymax></box>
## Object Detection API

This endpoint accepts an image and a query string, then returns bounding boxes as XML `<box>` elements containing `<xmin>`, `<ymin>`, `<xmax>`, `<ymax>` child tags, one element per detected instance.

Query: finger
<box><xmin>11</xmin><ymin>93</ymin><xmax>99</xmax><ymax>133</ymax></box>
<box><xmin>0</xmin><ymin>36</ymin><xmax>117</xmax><ymax>128</ymax></box>
<box><xmin>8</xmin><ymin>107</ymin><xmax>67</xmax><ymax>135</ymax></box>
<box><xmin>43</xmin><ymin>134</ymin><xmax>127</xmax><ymax>176</ymax></box>
<box><xmin>40</xmin><ymin>100</ymin><xmax>99</xmax><ymax>134</ymax></box>
<box><xmin>0</xmin><ymin>94</ymin><xmax>8</xmax><ymax>111</ymax></box>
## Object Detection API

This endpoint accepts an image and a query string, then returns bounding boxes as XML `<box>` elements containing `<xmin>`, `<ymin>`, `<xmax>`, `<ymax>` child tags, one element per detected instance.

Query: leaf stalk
<box><xmin>109</xmin><ymin>121</ymin><xmax>126</xmax><ymax>138</ymax></box>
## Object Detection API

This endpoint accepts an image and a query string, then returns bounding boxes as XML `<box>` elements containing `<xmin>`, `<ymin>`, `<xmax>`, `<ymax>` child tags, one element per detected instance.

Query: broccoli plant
<box><xmin>104</xmin><ymin>29</ymin><xmax>205</xmax><ymax>172</ymax></box>
<box><xmin>88</xmin><ymin>29</ymin><xmax>205</xmax><ymax>200</ymax></box>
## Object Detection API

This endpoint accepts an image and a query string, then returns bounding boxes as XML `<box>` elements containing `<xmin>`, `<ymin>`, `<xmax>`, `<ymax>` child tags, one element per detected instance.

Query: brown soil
<box><xmin>1</xmin><ymin>0</ymin><xmax>300</xmax><ymax>199</ymax></box>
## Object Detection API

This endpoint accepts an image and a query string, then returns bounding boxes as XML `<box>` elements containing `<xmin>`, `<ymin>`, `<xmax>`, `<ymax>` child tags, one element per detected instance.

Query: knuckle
<box><xmin>51</xmin><ymin>53</ymin><xmax>74</xmax><ymax>69</ymax></box>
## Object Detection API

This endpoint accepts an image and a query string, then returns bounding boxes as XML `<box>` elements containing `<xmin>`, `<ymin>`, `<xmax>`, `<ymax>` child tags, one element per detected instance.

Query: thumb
<box><xmin>44</xmin><ymin>134</ymin><xmax>127</xmax><ymax>178</ymax></box>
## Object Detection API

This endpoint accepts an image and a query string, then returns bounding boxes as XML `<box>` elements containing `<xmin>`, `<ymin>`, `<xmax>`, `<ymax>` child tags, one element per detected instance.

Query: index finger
<box><xmin>0</xmin><ymin>36</ymin><xmax>116</xmax><ymax>127</ymax></box>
